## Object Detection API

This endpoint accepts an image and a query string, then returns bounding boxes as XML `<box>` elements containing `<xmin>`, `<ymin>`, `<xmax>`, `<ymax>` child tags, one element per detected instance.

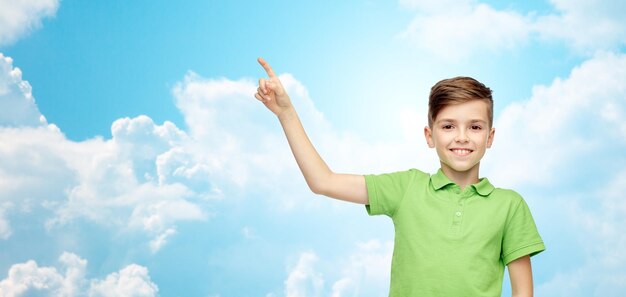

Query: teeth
<box><xmin>451</xmin><ymin>149</ymin><xmax>472</xmax><ymax>155</ymax></box>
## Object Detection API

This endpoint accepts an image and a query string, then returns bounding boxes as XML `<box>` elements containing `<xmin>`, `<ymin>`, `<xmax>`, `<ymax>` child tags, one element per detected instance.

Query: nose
<box><xmin>455</xmin><ymin>129</ymin><xmax>469</xmax><ymax>143</ymax></box>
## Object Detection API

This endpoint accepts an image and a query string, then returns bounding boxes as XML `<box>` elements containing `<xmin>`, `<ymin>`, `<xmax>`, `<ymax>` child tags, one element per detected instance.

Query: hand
<box><xmin>255</xmin><ymin>57</ymin><xmax>293</xmax><ymax>117</ymax></box>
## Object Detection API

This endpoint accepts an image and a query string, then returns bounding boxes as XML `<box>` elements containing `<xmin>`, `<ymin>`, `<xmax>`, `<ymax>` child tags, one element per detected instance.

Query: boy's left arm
<box><xmin>508</xmin><ymin>255</ymin><xmax>533</xmax><ymax>297</ymax></box>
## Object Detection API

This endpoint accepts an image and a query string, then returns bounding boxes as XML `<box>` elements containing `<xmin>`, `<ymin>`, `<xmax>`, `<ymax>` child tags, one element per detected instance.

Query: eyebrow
<box><xmin>436</xmin><ymin>118</ymin><xmax>488</xmax><ymax>124</ymax></box>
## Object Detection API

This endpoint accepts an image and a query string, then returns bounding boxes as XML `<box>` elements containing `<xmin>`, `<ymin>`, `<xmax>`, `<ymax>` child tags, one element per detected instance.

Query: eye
<box><xmin>470</xmin><ymin>125</ymin><xmax>482</xmax><ymax>130</ymax></box>
<box><xmin>442</xmin><ymin>124</ymin><xmax>454</xmax><ymax>130</ymax></box>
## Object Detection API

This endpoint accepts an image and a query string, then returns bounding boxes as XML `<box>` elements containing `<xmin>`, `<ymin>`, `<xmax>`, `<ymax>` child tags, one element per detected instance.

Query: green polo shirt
<box><xmin>365</xmin><ymin>168</ymin><xmax>545</xmax><ymax>297</ymax></box>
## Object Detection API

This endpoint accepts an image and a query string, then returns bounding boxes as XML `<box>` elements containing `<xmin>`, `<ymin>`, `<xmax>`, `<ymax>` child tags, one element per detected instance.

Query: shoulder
<box><xmin>487</xmin><ymin>185</ymin><xmax>526</xmax><ymax>209</ymax></box>
<box><xmin>367</xmin><ymin>168</ymin><xmax>429</xmax><ymax>180</ymax></box>
<box><xmin>364</xmin><ymin>169</ymin><xmax>429</xmax><ymax>216</ymax></box>
<box><xmin>407</xmin><ymin>168</ymin><xmax>430</xmax><ymax>178</ymax></box>
<box><xmin>364</xmin><ymin>168</ymin><xmax>430</xmax><ymax>191</ymax></box>
<box><xmin>400</xmin><ymin>168</ymin><xmax>431</xmax><ymax>185</ymax></box>
<box><xmin>487</xmin><ymin>187</ymin><xmax>537</xmax><ymax>224</ymax></box>
<box><xmin>491</xmin><ymin>187</ymin><xmax>523</xmax><ymax>201</ymax></box>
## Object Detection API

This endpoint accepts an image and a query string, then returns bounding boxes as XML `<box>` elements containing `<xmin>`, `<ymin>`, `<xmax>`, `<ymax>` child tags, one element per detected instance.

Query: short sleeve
<box><xmin>364</xmin><ymin>169</ymin><xmax>420</xmax><ymax>217</ymax></box>
<box><xmin>501</xmin><ymin>197</ymin><xmax>545</xmax><ymax>265</ymax></box>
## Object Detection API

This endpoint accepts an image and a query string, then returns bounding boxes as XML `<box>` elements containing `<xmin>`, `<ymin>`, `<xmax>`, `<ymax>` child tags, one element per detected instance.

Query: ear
<box><xmin>486</xmin><ymin>127</ymin><xmax>495</xmax><ymax>148</ymax></box>
<box><xmin>424</xmin><ymin>126</ymin><xmax>435</xmax><ymax>148</ymax></box>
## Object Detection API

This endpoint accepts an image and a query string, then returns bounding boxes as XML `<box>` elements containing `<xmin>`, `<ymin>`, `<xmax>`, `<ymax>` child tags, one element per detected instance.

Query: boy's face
<box><xmin>424</xmin><ymin>100</ymin><xmax>495</xmax><ymax>177</ymax></box>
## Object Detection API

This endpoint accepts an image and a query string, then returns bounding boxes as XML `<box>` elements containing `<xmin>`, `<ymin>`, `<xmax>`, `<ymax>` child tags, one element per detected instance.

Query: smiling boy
<box><xmin>255</xmin><ymin>58</ymin><xmax>544</xmax><ymax>297</ymax></box>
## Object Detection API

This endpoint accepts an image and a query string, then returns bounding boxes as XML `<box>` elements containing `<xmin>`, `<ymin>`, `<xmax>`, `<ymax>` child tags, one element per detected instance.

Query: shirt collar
<box><xmin>431</xmin><ymin>169</ymin><xmax>455</xmax><ymax>190</ymax></box>
<box><xmin>430</xmin><ymin>169</ymin><xmax>495</xmax><ymax>197</ymax></box>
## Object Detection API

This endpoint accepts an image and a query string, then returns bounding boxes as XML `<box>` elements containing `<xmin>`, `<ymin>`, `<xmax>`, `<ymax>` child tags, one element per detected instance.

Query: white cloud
<box><xmin>44</xmin><ymin>116</ymin><xmax>208</xmax><ymax>244</ymax></box>
<box><xmin>536</xmin><ymin>0</ymin><xmax>626</xmax><ymax>53</ymax></box>
<box><xmin>0</xmin><ymin>124</ymin><xmax>77</xmax><ymax>240</ymax></box>
<box><xmin>0</xmin><ymin>59</ymin><xmax>206</xmax><ymax>245</ymax></box>
<box><xmin>170</xmin><ymin>72</ymin><xmax>332</xmax><ymax>193</ymax></box>
<box><xmin>0</xmin><ymin>252</ymin><xmax>157</xmax><ymax>297</ymax></box>
<box><xmin>330</xmin><ymin>278</ymin><xmax>354</xmax><ymax>297</ymax></box>
<box><xmin>171</xmin><ymin>73</ymin><xmax>330</xmax><ymax>210</ymax></box>
<box><xmin>284</xmin><ymin>251</ymin><xmax>324</xmax><ymax>297</ymax></box>
<box><xmin>0</xmin><ymin>53</ymin><xmax>46</xmax><ymax>126</ymax></box>
<box><xmin>88</xmin><ymin>264</ymin><xmax>158</xmax><ymax>297</ymax></box>
<box><xmin>127</xmin><ymin>191</ymin><xmax>205</xmax><ymax>233</ymax></box>
<box><xmin>280</xmin><ymin>241</ymin><xmax>393</xmax><ymax>297</ymax></box>
<box><xmin>398</xmin><ymin>0</ymin><xmax>626</xmax><ymax>58</ymax></box>
<box><xmin>399</xmin><ymin>2</ymin><xmax>533</xmax><ymax>60</ymax></box>
<box><xmin>2</xmin><ymin>53</ymin><xmax>405</xmax><ymax>253</ymax></box>
<box><xmin>0</xmin><ymin>259</ymin><xmax>67</xmax><ymax>296</ymax></box>
<box><xmin>171</xmin><ymin>73</ymin><xmax>261</xmax><ymax>189</ymax></box>
<box><xmin>172</xmin><ymin>71</ymin><xmax>436</xmax><ymax>212</ymax></box>
<box><xmin>148</xmin><ymin>227</ymin><xmax>176</xmax><ymax>254</ymax></box>
<box><xmin>399</xmin><ymin>0</ymin><xmax>472</xmax><ymax>12</ymax></box>
<box><xmin>0</xmin><ymin>0</ymin><xmax>59</xmax><ymax>46</ymax></box>
<box><xmin>0</xmin><ymin>81</ymin><xmax>207</xmax><ymax>249</ymax></box>
<box><xmin>537</xmin><ymin>170</ymin><xmax>626</xmax><ymax>296</ymax></box>
<box><xmin>484</xmin><ymin>51</ymin><xmax>626</xmax><ymax>187</ymax></box>
<box><xmin>0</xmin><ymin>202</ymin><xmax>12</xmax><ymax>239</ymax></box>
<box><xmin>329</xmin><ymin>240</ymin><xmax>393</xmax><ymax>297</ymax></box>
<box><xmin>241</xmin><ymin>226</ymin><xmax>257</xmax><ymax>240</ymax></box>
<box><xmin>2</xmin><ymin>55</ymin><xmax>386</xmax><ymax>252</ymax></box>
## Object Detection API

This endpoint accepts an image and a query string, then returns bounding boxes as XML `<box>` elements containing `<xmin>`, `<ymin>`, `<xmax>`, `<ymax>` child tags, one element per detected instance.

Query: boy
<box><xmin>254</xmin><ymin>57</ymin><xmax>544</xmax><ymax>297</ymax></box>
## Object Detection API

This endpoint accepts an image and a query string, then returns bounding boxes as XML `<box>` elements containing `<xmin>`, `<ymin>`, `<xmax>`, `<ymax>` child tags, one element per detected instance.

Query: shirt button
<box><xmin>454</xmin><ymin>189</ymin><xmax>461</xmax><ymax>194</ymax></box>
<box><xmin>455</xmin><ymin>211</ymin><xmax>462</xmax><ymax>217</ymax></box>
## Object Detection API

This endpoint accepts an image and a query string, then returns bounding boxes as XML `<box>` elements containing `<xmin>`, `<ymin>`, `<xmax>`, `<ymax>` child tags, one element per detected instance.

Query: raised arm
<box><xmin>255</xmin><ymin>58</ymin><xmax>368</xmax><ymax>204</ymax></box>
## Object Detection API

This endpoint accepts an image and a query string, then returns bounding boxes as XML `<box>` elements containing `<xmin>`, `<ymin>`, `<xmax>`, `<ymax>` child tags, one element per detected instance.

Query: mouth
<box><xmin>449</xmin><ymin>148</ymin><xmax>474</xmax><ymax>156</ymax></box>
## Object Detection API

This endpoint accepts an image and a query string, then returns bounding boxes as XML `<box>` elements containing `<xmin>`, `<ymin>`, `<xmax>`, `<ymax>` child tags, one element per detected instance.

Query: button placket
<box><xmin>451</xmin><ymin>191</ymin><xmax>465</xmax><ymax>232</ymax></box>
<box><xmin>452</xmin><ymin>209</ymin><xmax>463</xmax><ymax>223</ymax></box>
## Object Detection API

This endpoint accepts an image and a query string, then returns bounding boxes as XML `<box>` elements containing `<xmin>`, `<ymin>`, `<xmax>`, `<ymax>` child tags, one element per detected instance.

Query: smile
<box><xmin>450</xmin><ymin>148</ymin><xmax>473</xmax><ymax>156</ymax></box>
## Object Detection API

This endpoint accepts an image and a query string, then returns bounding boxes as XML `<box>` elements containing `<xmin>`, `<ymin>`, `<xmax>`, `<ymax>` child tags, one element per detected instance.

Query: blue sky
<box><xmin>0</xmin><ymin>0</ymin><xmax>625</xmax><ymax>296</ymax></box>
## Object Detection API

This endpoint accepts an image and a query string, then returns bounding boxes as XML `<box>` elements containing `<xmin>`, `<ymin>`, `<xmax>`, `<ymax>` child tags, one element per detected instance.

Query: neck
<box><xmin>440</xmin><ymin>164</ymin><xmax>480</xmax><ymax>190</ymax></box>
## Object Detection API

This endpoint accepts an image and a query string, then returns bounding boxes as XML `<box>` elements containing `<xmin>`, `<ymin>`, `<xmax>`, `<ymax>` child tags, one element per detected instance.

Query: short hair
<box><xmin>428</xmin><ymin>76</ymin><xmax>493</xmax><ymax>127</ymax></box>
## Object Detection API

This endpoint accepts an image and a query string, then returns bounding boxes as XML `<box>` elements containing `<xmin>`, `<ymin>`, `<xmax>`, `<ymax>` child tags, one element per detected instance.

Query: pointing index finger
<box><xmin>258</xmin><ymin>57</ymin><xmax>277</xmax><ymax>78</ymax></box>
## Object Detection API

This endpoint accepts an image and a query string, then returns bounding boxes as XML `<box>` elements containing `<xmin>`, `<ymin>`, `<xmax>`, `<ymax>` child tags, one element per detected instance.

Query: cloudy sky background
<box><xmin>1</xmin><ymin>0</ymin><xmax>625</xmax><ymax>296</ymax></box>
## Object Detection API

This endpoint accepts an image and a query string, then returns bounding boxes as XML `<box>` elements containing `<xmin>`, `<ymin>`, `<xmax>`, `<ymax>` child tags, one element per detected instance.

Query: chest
<box><xmin>393</xmin><ymin>188</ymin><xmax>511</xmax><ymax>251</ymax></box>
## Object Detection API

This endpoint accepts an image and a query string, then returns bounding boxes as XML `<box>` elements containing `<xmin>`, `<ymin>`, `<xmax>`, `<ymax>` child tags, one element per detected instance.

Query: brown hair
<box><xmin>428</xmin><ymin>76</ymin><xmax>493</xmax><ymax>127</ymax></box>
